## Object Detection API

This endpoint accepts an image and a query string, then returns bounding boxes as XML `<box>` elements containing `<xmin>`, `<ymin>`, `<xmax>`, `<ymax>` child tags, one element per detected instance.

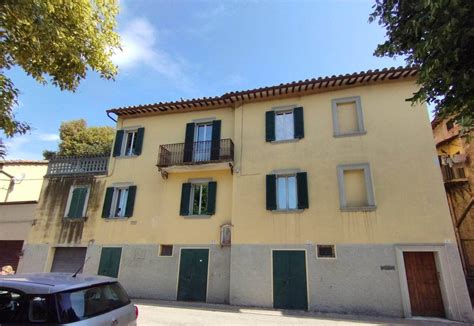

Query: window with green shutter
<box><xmin>266</xmin><ymin>172</ymin><xmax>309</xmax><ymax>211</ymax></box>
<box><xmin>266</xmin><ymin>107</ymin><xmax>304</xmax><ymax>142</ymax></box>
<box><xmin>113</xmin><ymin>128</ymin><xmax>145</xmax><ymax>157</ymax></box>
<box><xmin>180</xmin><ymin>181</ymin><xmax>217</xmax><ymax>216</ymax></box>
<box><xmin>102</xmin><ymin>185</ymin><xmax>137</xmax><ymax>218</ymax></box>
<box><xmin>65</xmin><ymin>186</ymin><xmax>89</xmax><ymax>218</ymax></box>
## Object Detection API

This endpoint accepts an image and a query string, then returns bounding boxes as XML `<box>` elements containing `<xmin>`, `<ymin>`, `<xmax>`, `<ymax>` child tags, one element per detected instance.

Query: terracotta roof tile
<box><xmin>107</xmin><ymin>66</ymin><xmax>418</xmax><ymax>118</ymax></box>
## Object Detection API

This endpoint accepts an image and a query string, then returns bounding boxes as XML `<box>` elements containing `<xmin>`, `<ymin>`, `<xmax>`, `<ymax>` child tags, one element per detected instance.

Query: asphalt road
<box><xmin>134</xmin><ymin>300</ymin><xmax>464</xmax><ymax>326</ymax></box>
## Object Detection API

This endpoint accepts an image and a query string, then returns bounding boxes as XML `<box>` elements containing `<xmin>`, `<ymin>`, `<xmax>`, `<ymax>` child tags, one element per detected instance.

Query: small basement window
<box><xmin>317</xmin><ymin>245</ymin><xmax>336</xmax><ymax>258</ymax></box>
<box><xmin>332</xmin><ymin>96</ymin><xmax>365</xmax><ymax>136</ymax></box>
<box><xmin>160</xmin><ymin>245</ymin><xmax>173</xmax><ymax>257</ymax></box>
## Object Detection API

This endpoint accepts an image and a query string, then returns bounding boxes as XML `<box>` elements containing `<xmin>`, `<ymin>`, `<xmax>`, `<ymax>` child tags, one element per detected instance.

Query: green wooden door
<box><xmin>177</xmin><ymin>249</ymin><xmax>209</xmax><ymax>302</ymax></box>
<box><xmin>273</xmin><ymin>250</ymin><xmax>308</xmax><ymax>310</ymax></box>
<box><xmin>98</xmin><ymin>247</ymin><xmax>122</xmax><ymax>278</ymax></box>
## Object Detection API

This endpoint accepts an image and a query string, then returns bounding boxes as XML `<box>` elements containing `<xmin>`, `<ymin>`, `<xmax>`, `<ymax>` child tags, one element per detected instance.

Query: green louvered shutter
<box><xmin>113</xmin><ymin>130</ymin><xmax>124</xmax><ymax>157</ymax></box>
<box><xmin>265</xmin><ymin>111</ymin><xmax>275</xmax><ymax>142</ymax></box>
<box><xmin>67</xmin><ymin>187</ymin><xmax>88</xmax><ymax>218</ymax></box>
<box><xmin>207</xmin><ymin>182</ymin><xmax>217</xmax><ymax>215</ymax></box>
<box><xmin>183</xmin><ymin>123</ymin><xmax>195</xmax><ymax>163</ymax></box>
<box><xmin>210</xmin><ymin>121</ymin><xmax>221</xmax><ymax>161</ymax></box>
<box><xmin>266</xmin><ymin>174</ymin><xmax>277</xmax><ymax>210</ymax></box>
<box><xmin>124</xmin><ymin>186</ymin><xmax>136</xmax><ymax>217</ymax></box>
<box><xmin>134</xmin><ymin>128</ymin><xmax>145</xmax><ymax>156</ymax></box>
<box><xmin>293</xmin><ymin>107</ymin><xmax>304</xmax><ymax>139</ymax></box>
<box><xmin>296</xmin><ymin>172</ymin><xmax>309</xmax><ymax>209</ymax></box>
<box><xmin>98</xmin><ymin>247</ymin><xmax>122</xmax><ymax>278</ymax></box>
<box><xmin>180</xmin><ymin>183</ymin><xmax>191</xmax><ymax>216</ymax></box>
<box><xmin>102</xmin><ymin>187</ymin><xmax>114</xmax><ymax>218</ymax></box>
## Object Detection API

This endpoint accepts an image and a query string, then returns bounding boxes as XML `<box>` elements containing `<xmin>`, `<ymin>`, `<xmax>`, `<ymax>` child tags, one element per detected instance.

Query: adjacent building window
<box><xmin>317</xmin><ymin>245</ymin><xmax>336</xmax><ymax>258</ymax></box>
<box><xmin>337</xmin><ymin>163</ymin><xmax>376</xmax><ymax>211</ymax></box>
<box><xmin>180</xmin><ymin>181</ymin><xmax>217</xmax><ymax>216</ymax></box>
<box><xmin>446</xmin><ymin>119</ymin><xmax>455</xmax><ymax>131</ymax></box>
<box><xmin>102</xmin><ymin>185</ymin><xmax>137</xmax><ymax>218</ymax></box>
<box><xmin>265</xmin><ymin>107</ymin><xmax>304</xmax><ymax>142</ymax></box>
<box><xmin>65</xmin><ymin>186</ymin><xmax>90</xmax><ymax>218</ymax></box>
<box><xmin>112</xmin><ymin>128</ymin><xmax>145</xmax><ymax>157</ymax></box>
<box><xmin>332</xmin><ymin>96</ymin><xmax>365</xmax><ymax>137</ymax></box>
<box><xmin>160</xmin><ymin>245</ymin><xmax>173</xmax><ymax>256</ymax></box>
<box><xmin>266</xmin><ymin>172</ymin><xmax>308</xmax><ymax>211</ymax></box>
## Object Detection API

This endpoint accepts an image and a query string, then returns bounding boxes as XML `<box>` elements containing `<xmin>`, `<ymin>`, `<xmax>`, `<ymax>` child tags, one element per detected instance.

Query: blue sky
<box><xmin>4</xmin><ymin>0</ymin><xmax>412</xmax><ymax>160</ymax></box>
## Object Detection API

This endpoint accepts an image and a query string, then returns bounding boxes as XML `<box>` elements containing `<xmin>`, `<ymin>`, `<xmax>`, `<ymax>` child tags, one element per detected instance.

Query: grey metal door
<box><xmin>51</xmin><ymin>247</ymin><xmax>87</xmax><ymax>273</ymax></box>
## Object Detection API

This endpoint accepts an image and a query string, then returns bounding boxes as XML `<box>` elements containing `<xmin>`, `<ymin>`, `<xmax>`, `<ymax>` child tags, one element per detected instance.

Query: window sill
<box><xmin>115</xmin><ymin>155</ymin><xmax>138</xmax><ymax>159</ymax></box>
<box><xmin>271</xmin><ymin>209</ymin><xmax>305</xmax><ymax>214</ymax></box>
<box><xmin>63</xmin><ymin>216</ymin><xmax>87</xmax><ymax>221</ymax></box>
<box><xmin>340</xmin><ymin>205</ymin><xmax>377</xmax><ymax>212</ymax></box>
<box><xmin>103</xmin><ymin>216</ymin><xmax>131</xmax><ymax>221</ymax></box>
<box><xmin>183</xmin><ymin>214</ymin><xmax>212</xmax><ymax>219</ymax></box>
<box><xmin>270</xmin><ymin>138</ymin><xmax>301</xmax><ymax>144</ymax></box>
<box><xmin>333</xmin><ymin>131</ymin><xmax>367</xmax><ymax>138</ymax></box>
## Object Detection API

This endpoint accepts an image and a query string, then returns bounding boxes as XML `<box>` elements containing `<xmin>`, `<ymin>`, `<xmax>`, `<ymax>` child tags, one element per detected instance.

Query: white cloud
<box><xmin>37</xmin><ymin>133</ymin><xmax>60</xmax><ymax>142</ymax></box>
<box><xmin>113</xmin><ymin>18</ymin><xmax>192</xmax><ymax>89</ymax></box>
<box><xmin>3</xmin><ymin>131</ymin><xmax>59</xmax><ymax>160</ymax></box>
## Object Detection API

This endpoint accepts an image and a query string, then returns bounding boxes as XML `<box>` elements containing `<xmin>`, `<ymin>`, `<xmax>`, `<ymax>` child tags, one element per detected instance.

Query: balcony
<box><xmin>440</xmin><ymin>164</ymin><xmax>468</xmax><ymax>186</ymax></box>
<box><xmin>46</xmin><ymin>155</ymin><xmax>109</xmax><ymax>177</ymax></box>
<box><xmin>157</xmin><ymin>139</ymin><xmax>234</xmax><ymax>177</ymax></box>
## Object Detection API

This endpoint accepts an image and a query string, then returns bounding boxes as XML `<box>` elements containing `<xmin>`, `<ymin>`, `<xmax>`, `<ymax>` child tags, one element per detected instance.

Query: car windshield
<box><xmin>56</xmin><ymin>282</ymin><xmax>130</xmax><ymax>323</ymax></box>
<box><xmin>0</xmin><ymin>289</ymin><xmax>22</xmax><ymax>323</ymax></box>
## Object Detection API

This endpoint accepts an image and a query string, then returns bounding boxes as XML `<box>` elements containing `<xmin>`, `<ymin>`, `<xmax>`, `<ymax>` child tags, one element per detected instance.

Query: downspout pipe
<box><xmin>107</xmin><ymin>111</ymin><xmax>117</xmax><ymax>123</ymax></box>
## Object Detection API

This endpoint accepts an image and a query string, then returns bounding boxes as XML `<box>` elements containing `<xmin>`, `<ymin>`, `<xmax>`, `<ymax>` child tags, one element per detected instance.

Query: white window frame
<box><xmin>64</xmin><ymin>185</ymin><xmax>90</xmax><ymax>218</ymax></box>
<box><xmin>110</xmin><ymin>186</ymin><xmax>130</xmax><ymax>218</ymax></box>
<box><xmin>121</xmin><ymin>129</ymin><xmax>138</xmax><ymax>157</ymax></box>
<box><xmin>276</xmin><ymin>174</ymin><xmax>298</xmax><ymax>211</ymax></box>
<box><xmin>189</xmin><ymin>181</ymin><xmax>209</xmax><ymax>216</ymax></box>
<box><xmin>331</xmin><ymin>96</ymin><xmax>366</xmax><ymax>137</ymax></box>
<box><xmin>337</xmin><ymin>163</ymin><xmax>376</xmax><ymax>211</ymax></box>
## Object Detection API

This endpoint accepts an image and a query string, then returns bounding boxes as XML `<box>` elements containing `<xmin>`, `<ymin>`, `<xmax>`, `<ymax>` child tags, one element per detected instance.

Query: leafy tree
<box><xmin>43</xmin><ymin>119</ymin><xmax>114</xmax><ymax>158</ymax></box>
<box><xmin>370</xmin><ymin>0</ymin><xmax>474</xmax><ymax>130</ymax></box>
<box><xmin>42</xmin><ymin>150</ymin><xmax>56</xmax><ymax>160</ymax></box>
<box><xmin>0</xmin><ymin>0</ymin><xmax>120</xmax><ymax>156</ymax></box>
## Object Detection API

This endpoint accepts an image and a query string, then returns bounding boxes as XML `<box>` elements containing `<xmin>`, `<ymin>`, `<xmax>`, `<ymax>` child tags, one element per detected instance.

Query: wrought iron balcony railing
<box><xmin>157</xmin><ymin>139</ymin><xmax>234</xmax><ymax>168</ymax></box>
<box><xmin>46</xmin><ymin>155</ymin><xmax>109</xmax><ymax>176</ymax></box>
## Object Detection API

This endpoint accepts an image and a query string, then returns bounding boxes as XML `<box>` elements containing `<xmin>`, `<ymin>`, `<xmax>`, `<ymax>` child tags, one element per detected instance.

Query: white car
<box><xmin>0</xmin><ymin>273</ymin><xmax>137</xmax><ymax>325</ymax></box>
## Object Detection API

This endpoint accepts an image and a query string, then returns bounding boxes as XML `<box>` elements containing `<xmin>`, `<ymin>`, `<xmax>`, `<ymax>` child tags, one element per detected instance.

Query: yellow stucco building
<box><xmin>0</xmin><ymin>160</ymin><xmax>48</xmax><ymax>272</ymax></box>
<box><xmin>21</xmin><ymin>67</ymin><xmax>473</xmax><ymax>322</ymax></box>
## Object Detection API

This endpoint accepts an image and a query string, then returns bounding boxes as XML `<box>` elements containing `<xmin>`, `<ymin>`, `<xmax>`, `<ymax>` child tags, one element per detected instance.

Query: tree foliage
<box><xmin>0</xmin><ymin>0</ymin><xmax>120</xmax><ymax>156</ymax></box>
<box><xmin>370</xmin><ymin>0</ymin><xmax>474</xmax><ymax>129</ymax></box>
<box><xmin>44</xmin><ymin>119</ymin><xmax>114</xmax><ymax>158</ymax></box>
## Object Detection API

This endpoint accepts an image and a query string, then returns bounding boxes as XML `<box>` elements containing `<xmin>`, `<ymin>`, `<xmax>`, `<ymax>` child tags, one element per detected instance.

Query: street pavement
<box><xmin>134</xmin><ymin>299</ymin><xmax>466</xmax><ymax>326</ymax></box>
